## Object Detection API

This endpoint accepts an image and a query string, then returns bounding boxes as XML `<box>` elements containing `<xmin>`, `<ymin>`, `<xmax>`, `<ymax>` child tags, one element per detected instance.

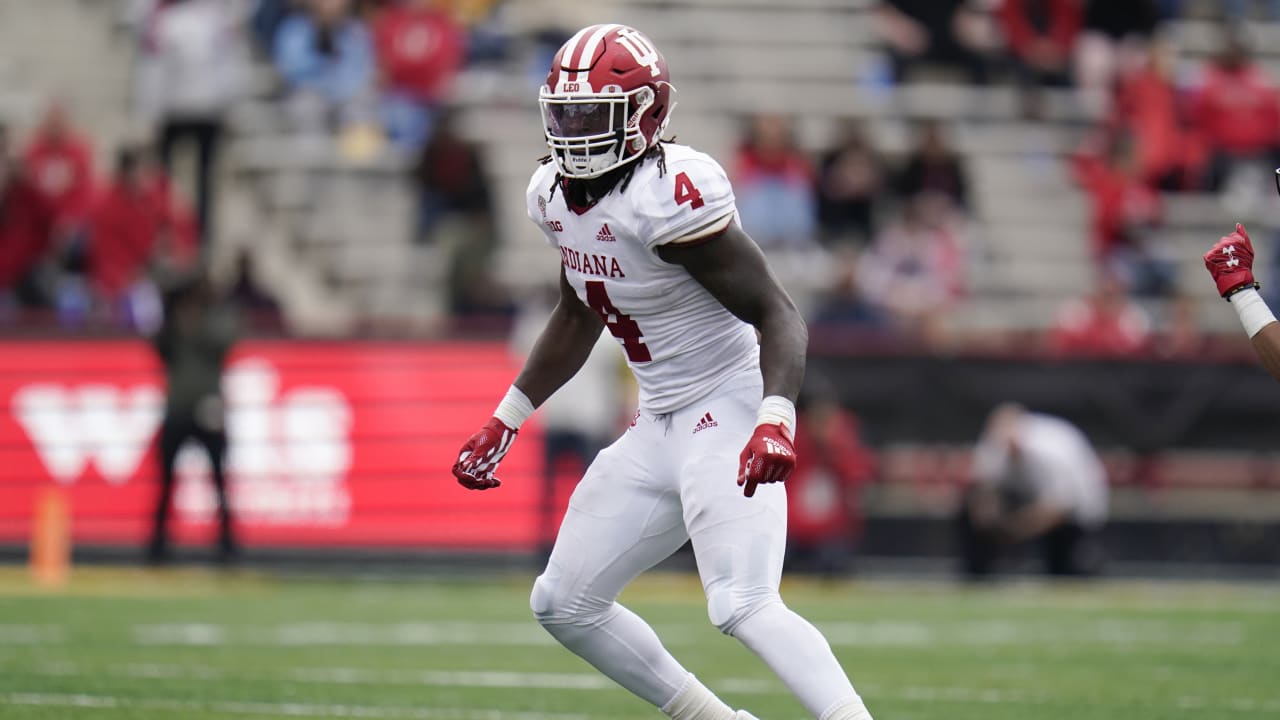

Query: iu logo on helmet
<box><xmin>615</xmin><ymin>27</ymin><xmax>662</xmax><ymax>77</ymax></box>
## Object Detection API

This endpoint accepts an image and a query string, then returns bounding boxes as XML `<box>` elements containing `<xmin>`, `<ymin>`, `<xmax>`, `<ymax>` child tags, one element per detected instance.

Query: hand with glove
<box><xmin>737</xmin><ymin>396</ymin><xmax>797</xmax><ymax>498</ymax></box>
<box><xmin>1204</xmin><ymin>223</ymin><xmax>1259</xmax><ymax>299</ymax></box>
<box><xmin>452</xmin><ymin>387</ymin><xmax>534</xmax><ymax>491</ymax></box>
<box><xmin>452</xmin><ymin>417</ymin><xmax>518</xmax><ymax>490</ymax></box>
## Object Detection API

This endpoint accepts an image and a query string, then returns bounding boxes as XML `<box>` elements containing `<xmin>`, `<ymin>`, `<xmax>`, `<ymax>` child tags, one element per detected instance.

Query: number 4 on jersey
<box><xmin>585</xmin><ymin>280</ymin><xmax>652</xmax><ymax>362</ymax></box>
<box><xmin>674</xmin><ymin>172</ymin><xmax>704</xmax><ymax>209</ymax></box>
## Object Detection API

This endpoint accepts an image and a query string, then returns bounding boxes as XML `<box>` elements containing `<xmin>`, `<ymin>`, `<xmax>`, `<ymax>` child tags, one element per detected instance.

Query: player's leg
<box><xmin>198</xmin><ymin>427</ymin><xmax>236</xmax><ymax>558</ymax></box>
<box><xmin>676</xmin><ymin>384</ymin><xmax>872</xmax><ymax>720</ymax></box>
<box><xmin>147</xmin><ymin>418</ymin><xmax>184</xmax><ymax>562</ymax></box>
<box><xmin>531</xmin><ymin>414</ymin><xmax>739</xmax><ymax>719</ymax></box>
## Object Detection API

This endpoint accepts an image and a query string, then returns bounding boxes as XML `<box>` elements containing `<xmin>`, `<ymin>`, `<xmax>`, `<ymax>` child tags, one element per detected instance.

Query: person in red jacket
<box><xmin>0</xmin><ymin>124</ymin><xmax>56</xmax><ymax>308</ymax></box>
<box><xmin>89</xmin><ymin>147</ymin><xmax>197</xmax><ymax>311</ymax></box>
<box><xmin>372</xmin><ymin>0</ymin><xmax>466</xmax><ymax>150</ymax></box>
<box><xmin>22</xmin><ymin>102</ymin><xmax>95</xmax><ymax>242</ymax></box>
<box><xmin>1190</xmin><ymin>31</ymin><xmax>1280</xmax><ymax>190</ymax></box>
<box><xmin>1050</xmin><ymin>271</ymin><xmax>1152</xmax><ymax>357</ymax></box>
<box><xmin>785</xmin><ymin>381</ymin><xmax>877</xmax><ymax>577</ymax></box>
<box><xmin>1112</xmin><ymin>42</ymin><xmax>1201</xmax><ymax>190</ymax></box>
<box><xmin>999</xmin><ymin>0</ymin><xmax>1081</xmax><ymax>114</ymax></box>
<box><xmin>1071</xmin><ymin>131</ymin><xmax>1174</xmax><ymax>296</ymax></box>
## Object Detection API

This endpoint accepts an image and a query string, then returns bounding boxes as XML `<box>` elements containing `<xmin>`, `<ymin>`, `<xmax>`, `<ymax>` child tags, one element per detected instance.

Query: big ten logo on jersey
<box><xmin>545</xmin><ymin>219</ymin><xmax>564</xmax><ymax>232</ymax></box>
<box><xmin>615</xmin><ymin>27</ymin><xmax>661</xmax><ymax>77</ymax></box>
<box><xmin>176</xmin><ymin>359</ymin><xmax>353</xmax><ymax>525</ymax></box>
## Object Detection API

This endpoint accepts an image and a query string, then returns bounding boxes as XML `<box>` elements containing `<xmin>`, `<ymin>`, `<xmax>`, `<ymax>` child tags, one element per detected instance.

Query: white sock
<box><xmin>662</xmin><ymin>673</ymin><xmax>736</xmax><ymax>720</ymax></box>
<box><xmin>730</xmin><ymin>602</ymin><xmax>871</xmax><ymax>719</ymax></box>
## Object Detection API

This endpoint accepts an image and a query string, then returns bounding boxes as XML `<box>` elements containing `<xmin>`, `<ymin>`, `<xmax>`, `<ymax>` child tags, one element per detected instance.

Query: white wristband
<box><xmin>493</xmin><ymin>386</ymin><xmax>535</xmax><ymax>429</ymax></box>
<box><xmin>1230</xmin><ymin>288</ymin><xmax>1278</xmax><ymax>339</ymax></box>
<box><xmin>756</xmin><ymin>395</ymin><xmax>797</xmax><ymax>441</ymax></box>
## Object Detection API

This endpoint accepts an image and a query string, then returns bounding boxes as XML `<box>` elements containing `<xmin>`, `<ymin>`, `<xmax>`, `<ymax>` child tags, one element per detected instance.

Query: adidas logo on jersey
<box><xmin>692</xmin><ymin>412</ymin><xmax>718</xmax><ymax>434</ymax></box>
<box><xmin>596</xmin><ymin>223</ymin><xmax>616</xmax><ymax>242</ymax></box>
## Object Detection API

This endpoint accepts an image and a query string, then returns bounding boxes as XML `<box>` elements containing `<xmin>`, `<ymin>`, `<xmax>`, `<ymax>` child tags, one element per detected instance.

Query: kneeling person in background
<box><xmin>959</xmin><ymin>403</ymin><xmax>1108</xmax><ymax>579</ymax></box>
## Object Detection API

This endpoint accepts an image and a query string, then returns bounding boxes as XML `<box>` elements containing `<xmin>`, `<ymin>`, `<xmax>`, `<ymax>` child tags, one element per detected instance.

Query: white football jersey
<box><xmin>525</xmin><ymin>143</ymin><xmax>761</xmax><ymax>415</ymax></box>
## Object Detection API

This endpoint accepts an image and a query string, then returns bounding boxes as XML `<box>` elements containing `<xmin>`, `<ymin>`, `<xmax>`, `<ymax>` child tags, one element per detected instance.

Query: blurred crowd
<box><xmin>868</xmin><ymin>0</ymin><xmax>1280</xmax><ymax>357</ymax></box>
<box><xmin>0</xmin><ymin>0</ymin><xmax>489</xmax><ymax>331</ymax></box>
<box><xmin>2</xmin><ymin>0</ymin><xmax>1280</xmax><ymax>354</ymax></box>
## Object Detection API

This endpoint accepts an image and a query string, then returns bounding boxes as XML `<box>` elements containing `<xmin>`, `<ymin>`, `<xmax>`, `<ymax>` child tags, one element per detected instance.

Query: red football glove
<box><xmin>737</xmin><ymin>424</ymin><xmax>796</xmax><ymax>498</ymax></box>
<box><xmin>452</xmin><ymin>417</ymin><xmax>517</xmax><ymax>490</ymax></box>
<box><xmin>1204</xmin><ymin>223</ymin><xmax>1259</xmax><ymax>299</ymax></box>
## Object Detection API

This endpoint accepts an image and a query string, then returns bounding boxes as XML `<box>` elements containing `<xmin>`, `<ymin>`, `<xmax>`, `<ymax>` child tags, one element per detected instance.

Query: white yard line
<box><xmin>132</xmin><ymin>622</ymin><xmax>555</xmax><ymax>647</ymax></box>
<box><xmin>0</xmin><ymin>624</ymin><xmax>65</xmax><ymax>644</ymax></box>
<box><xmin>129</xmin><ymin>618</ymin><xmax>1244</xmax><ymax>650</ymax></box>
<box><xmin>2</xmin><ymin>692</ymin><xmax>592</xmax><ymax>720</ymax></box>
<box><xmin>30</xmin><ymin>661</ymin><xmax>772</xmax><ymax>695</ymax></box>
<box><xmin>16</xmin><ymin>662</ymin><xmax>1280</xmax><ymax>714</ymax></box>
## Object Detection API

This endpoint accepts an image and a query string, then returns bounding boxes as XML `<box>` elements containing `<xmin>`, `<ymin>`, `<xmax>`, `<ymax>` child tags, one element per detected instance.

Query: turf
<box><xmin>0</xmin><ymin>567</ymin><xmax>1277</xmax><ymax>719</ymax></box>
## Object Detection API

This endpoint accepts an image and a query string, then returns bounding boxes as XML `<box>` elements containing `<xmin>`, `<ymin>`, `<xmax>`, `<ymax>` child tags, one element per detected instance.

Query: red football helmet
<box><xmin>540</xmin><ymin>24</ymin><xmax>677</xmax><ymax>179</ymax></box>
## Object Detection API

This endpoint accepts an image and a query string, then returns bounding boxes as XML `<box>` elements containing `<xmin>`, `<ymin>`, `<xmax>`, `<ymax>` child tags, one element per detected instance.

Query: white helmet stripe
<box><xmin>572</xmin><ymin>23</ymin><xmax>622</xmax><ymax>84</ymax></box>
<box><xmin>560</xmin><ymin>25</ymin><xmax>596</xmax><ymax>72</ymax></box>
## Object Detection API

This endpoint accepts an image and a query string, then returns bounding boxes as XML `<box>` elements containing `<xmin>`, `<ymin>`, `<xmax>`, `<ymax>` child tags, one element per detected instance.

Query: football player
<box><xmin>452</xmin><ymin>24</ymin><xmax>873</xmax><ymax>720</ymax></box>
<box><xmin>1203</xmin><ymin>223</ymin><xmax>1280</xmax><ymax>381</ymax></box>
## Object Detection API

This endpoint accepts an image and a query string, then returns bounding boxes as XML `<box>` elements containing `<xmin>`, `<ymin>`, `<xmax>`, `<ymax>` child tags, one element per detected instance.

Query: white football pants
<box><xmin>530</xmin><ymin>375</ymin><xmax>867</xmax><ymax>719</ymax></box>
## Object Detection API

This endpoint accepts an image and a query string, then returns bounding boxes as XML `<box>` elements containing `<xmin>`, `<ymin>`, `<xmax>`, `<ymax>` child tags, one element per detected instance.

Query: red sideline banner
<box><xmin>0</xmin><ymin>341</ymin><xmax>545</xmax><ymax>550</ymax></box>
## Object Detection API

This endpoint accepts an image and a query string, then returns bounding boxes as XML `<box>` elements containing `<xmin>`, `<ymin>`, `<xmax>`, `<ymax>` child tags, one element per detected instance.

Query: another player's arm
<box><xmin>658</xmin><ymin>223</ymin><xmax>807</xmax><ymax>496</ymax></box>
<box><xmin>452</xmin><ymin>268</ymin><xmax>603</xmax><ymax>490</ymax></box>
<box><xmin>1203</xmin><ymin>224</ymin><xmax>1280</xmax><ymax>382</ymax></box>
<box><xmin>1251</xmin><ymin>323</ymin><xmax>1280</xmax><ymax>382</ymax></box>
<box><xmin>513</xmin><ymin>268</ymin><xmax>606</xmax><ymax>407</ymax></box>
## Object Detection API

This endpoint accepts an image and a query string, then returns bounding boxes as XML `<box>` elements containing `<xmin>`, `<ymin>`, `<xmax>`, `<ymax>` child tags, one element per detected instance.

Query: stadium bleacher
<box><xmin>4</xmin><ymin>0</ymin><xmax>1275</xmax><ymax>338</ymax></box>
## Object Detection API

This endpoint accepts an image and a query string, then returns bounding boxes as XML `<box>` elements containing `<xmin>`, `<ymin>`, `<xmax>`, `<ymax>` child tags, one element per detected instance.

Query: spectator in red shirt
<box><xmin>1071</xmin><ymin>131</ymin><xmax>1174</xmax><ymax>296</ymax></box>
<box><xmin>0</xmin><ymin>124</ymin><xmax>56</xmax><ymax>310</ymax></box>
<box><xmin>373</xmin><ymin>0</ymin><xmax>466</xmax><ymax>150</ymax></box>
<box><xmin>89</xmin><ymin>146</ymin><xmax>197</xmax><ymax>320</ymax></box>
<box><xmin>1051</xmin><ymin>272</ymin><xmax>1152</xmax><ymax>356</ymax></box>
<box><xmin>23</xmin><ymin>102</ymin><xmax>95</xmax><ymax>238</ymax></box>
<box><xmin>733</xmin><ymin>114</ymin><xmax>818</xmax><ymax>250</ymax></box>
<box><xmin>1111</xmin><ymin>41</ymin><xmax>1200</xmax><ymax>190</ymax></box>
<box><xmin>1190</xmin><ymin>30</ymin><xmax>1280</xmax><ymax>190</ymax></box>
<box><xmin>785</xmin><ymin>378</ymin><xmax>877</xmax><ymax>577</ymax></box>
<box><xmin>999</xmin><ymin>0</ymin><xmax>1082</xmax><ymax>114</ymax></box>
<box><xmin>1075</xmin><ymin>0</ymin><xmax>1159</xmax><ymax>115</ymax></box>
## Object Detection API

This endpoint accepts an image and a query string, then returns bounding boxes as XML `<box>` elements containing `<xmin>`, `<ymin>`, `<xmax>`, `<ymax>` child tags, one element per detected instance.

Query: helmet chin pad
<box><xmin>561</xmin><ymin>144</ymin><xmax>625</xmax><ymax>177</ymax></box>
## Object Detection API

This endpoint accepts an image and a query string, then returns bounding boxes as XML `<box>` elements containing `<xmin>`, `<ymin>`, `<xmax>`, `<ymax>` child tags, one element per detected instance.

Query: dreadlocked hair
<box><xmin>540</xmin><ymin>139</ymin><xmax>673</xmax><ymax>204</ymax></box>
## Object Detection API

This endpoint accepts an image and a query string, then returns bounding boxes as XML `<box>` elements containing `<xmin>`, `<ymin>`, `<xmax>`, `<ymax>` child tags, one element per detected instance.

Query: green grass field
<box><xmin>0</xmin><ymin>567</ymin><xmax>1277</xmax><ymax>719</ymax></box>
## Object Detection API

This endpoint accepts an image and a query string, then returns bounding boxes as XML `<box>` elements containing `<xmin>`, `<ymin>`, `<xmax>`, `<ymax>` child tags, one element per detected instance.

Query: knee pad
<box><xmin>530</xmin><ymin>572</ymin><xmax>613</xmax><ymax>627</ymax></box>
<box><xmin>529</xmin><ymin>573</ymin><xmax>561</xmax><ymax>624</ymax></box>
<box><xmin>706</xmin><ymin>585</ymin><xmax>782</xmax><ymax>635</ymax></box>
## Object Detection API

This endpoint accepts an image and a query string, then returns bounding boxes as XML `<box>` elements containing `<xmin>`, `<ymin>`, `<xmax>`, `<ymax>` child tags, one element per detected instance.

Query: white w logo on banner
<box><xmin>12</xmin><ymin>384</ymin><xmax>163</xmax><ymax>484</ymax></box>
<box><xmin>615</xmin><ymin>28</ymin><xmax>662</xmax><ymax>77</ymax></box>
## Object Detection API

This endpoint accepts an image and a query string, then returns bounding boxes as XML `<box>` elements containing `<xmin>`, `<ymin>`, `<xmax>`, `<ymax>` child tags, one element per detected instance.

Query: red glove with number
<box><xmin>1204</xmin><ymin>223</ymin><xmax>1259</xmax><ymax>299</ymax></box>
<box><xmin>452</xmin><ymin>417</ymin><xmax>517</xmax><ymax>490</ymax></box>
<box><xmin>737</xmin><ymin>424</ymin><xmax>796</xmax><ymax>498</ymax></box>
